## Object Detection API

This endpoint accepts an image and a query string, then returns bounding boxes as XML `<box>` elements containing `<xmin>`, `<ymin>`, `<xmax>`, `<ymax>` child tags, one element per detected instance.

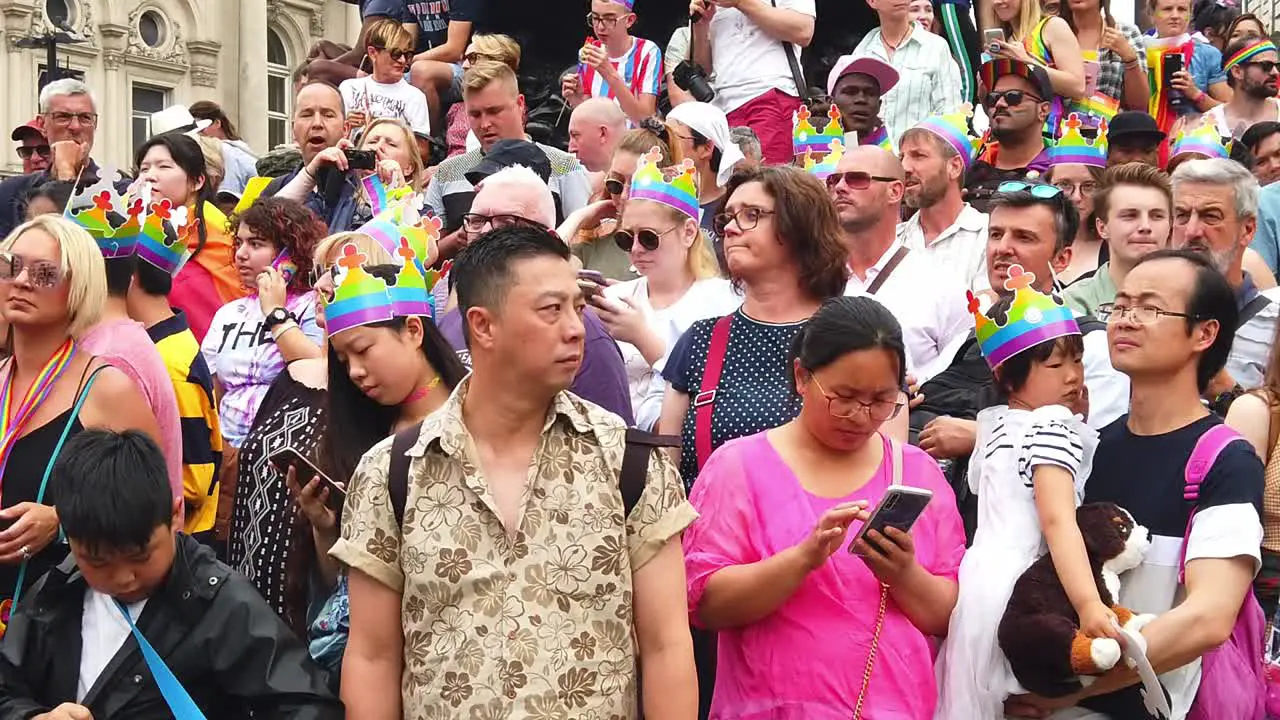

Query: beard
<box><xmin>1245</xmin><ymin>80</ymin><xmax>1279</xmax><ymax>100</ymax></box>
<box><xmin>905</xmin><ymin>174</ymin><xmax>948</xmax><ymax>209</ymax></box>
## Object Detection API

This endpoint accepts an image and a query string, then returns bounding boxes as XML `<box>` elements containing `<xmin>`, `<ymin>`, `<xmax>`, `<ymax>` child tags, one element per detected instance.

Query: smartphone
<box><xmin>344</xmin><ymin>148</ymin><xmax>377</xmax><ymax>171</ymax></box>
<box><xmin>983</xmin><ymin>28</ymin><xmax>1006</xmax><ymax>49</ymax></box>
<box><xmin>269</xmin><ymin>447</ymin><xmax>346</xmax><ymax>508</ymax></box>
<box><xmin>577</xmin><ymin>269</ymin><xmax>607</xmax><ymax>298</ymax></box>
<box><xmin>849</xmin><ymin>486</ymin><xmax>934</xmax><ymax>555</ymax></box>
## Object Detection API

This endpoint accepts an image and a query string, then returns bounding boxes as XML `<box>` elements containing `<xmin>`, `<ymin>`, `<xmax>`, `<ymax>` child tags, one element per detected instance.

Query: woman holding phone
<box><xmin>682</xmin><ymin>297</ymin><xmax>965</xmax><ymax>720</ymax></box>
<box><xmin>1058</xmin><ymin>0</ymin><xmax>1149</xmax><ymax>114</ymax></box>
<box><xmin>988</xmin><ymin>0</ymin><xmax>1087</xmax><ymax>101</ymax></box>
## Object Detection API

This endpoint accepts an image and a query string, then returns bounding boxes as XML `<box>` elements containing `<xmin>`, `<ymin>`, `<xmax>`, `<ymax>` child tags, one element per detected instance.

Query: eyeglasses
<box><xmin>0</xmin><ymin>252</ymin><xmax>62</xmax><ymax>288</ymax></box>
<box><xmin>586</xmin><ymin>13</ymin><xmax>623</xmax><ymax>27</ymax></box>
<box><xmin>46</xmin><ymin>112</ymin><xmax>97</xmax><ymax>127</ymax></box>
<box><xmin>1052</xmin><ymin>180</ymin><xmax>1098</xmax><ymax>196</ymax></box>
<box><xmin>997</xmin><ymin>181</ymin><xmax>1065</xmax><ymax>198</ymax></box>
<box><xmin>16</xmin><ymin>145</ymin><xmax>50</xmax><ymax>160</ymax></box>
<box><xmin>464</xmin><ymin>51</ymin><xmax>501</xmax><ymax>65</ymax></box>
<box><xmin>373</xmin><ymin>46</ymin><xmax>414</xmax><ymax>63</ymax></box>
<box><xmin>713</xmin><ymin>207</ymin><xmax>776</xmax><ymax>235</ymax></box>
<box><xmin>825</xmin><ymin>171</ymin><xmax>899</xmax><ymax>191</ymax></box>
<box><xmin>461</xmin><ymin>213</ymin><xmax>540</xmax><ymax>235</ymax></box>
<box><xmin>1245</xmin><ymin>60</ymin><xmax>1280</xmax><ymax>73</ymax></box>
<box><xmin>604</xmin><ymin>175</ymin><xmax>627</xmax><ymax>197</ymax></box>
<box><xmin>614</xmin><ymin>226</ymin><xmax>676</xmax><ymax>252</ymax></box>
<box><xmin>811</xmin><ymin>376</ymin><xmax>905</xmax><ymax>422</ymax></box>
<box><xmin>1096</xmin><ymin>303</ymin><xmax>1199</xmax><ymax>325</ymax></box>
<box><xmin>983</xmin><ymin>90</ymin><xmax>1042</xmax><ymax>108</ymax></box>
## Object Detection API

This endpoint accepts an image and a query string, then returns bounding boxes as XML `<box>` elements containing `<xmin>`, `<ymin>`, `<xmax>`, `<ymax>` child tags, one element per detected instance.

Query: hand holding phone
<box><xmin>577</xmin><ymin>269</ymin><xmax>607</xmax><ymax>298</ymax></box>
<box><xmin>983</xmin><ymin>28</ymin><xmax>1006</xmax><ymax>54</ymax></box>
<box><xmin>344</xmin><ymin>149</ymin><xmax>378</xmax><ymax>171</ymax></box>
<box><xmin>270</xmin><ymin>448</ymin><xmax>345</xmax><ymax>511</ymax></box>
<box><xmin>849</xmin><ymin>486</ymin><xmax>933</xmax><ymax>583</ymax></box>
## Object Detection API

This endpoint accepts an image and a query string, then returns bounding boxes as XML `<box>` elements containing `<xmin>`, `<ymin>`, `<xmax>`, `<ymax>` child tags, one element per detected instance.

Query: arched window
<box><xmin>267</xmin><ymin>28</ymin><xmax>290</xmax><ymax>150</ymax></box>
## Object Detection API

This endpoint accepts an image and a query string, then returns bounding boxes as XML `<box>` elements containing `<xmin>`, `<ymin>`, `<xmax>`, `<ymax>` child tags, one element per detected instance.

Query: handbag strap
<box><xmin>694</xmin><ymin>314</ymin><xmax>734</xmax><ymax>470</ymax></box>
<box><xmin>866</xmin><ymin>247</ymin><xmax>910</xmax><ymax>296</ymax></box>
<box><xmin>115</xmin><ymin>600</ymin><xmax>209</xmax><ymax>720</ymax></box>
<box><xmin>769</xmin><ymin>0</ymin><xmax>811</xmax><ymax>101</ymax></box>
<box><xmin>852</xmin><ymin>436</ymin><xmax>903</xmax><ymax>719</ymax></box>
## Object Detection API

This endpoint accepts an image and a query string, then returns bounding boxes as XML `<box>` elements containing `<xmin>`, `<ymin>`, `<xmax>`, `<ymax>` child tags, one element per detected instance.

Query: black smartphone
<box><xmin>344</xmin><ymin>149</ymin><xmax>377</xmax><ymax>171</ymax></box>
<box><xmin>269</xmin><ymin>447</ymin><xmax>346</xmax><ymax>508</ymax></box>
<box><xmin>850</xmin><ymin>486</ymin><xmax>934</xmax><ymax>555</ymax></box>
<box><xmin>1164</xmin><ymin>52</ymin><xmax>1184</xmax><ymax>85</ymax></box>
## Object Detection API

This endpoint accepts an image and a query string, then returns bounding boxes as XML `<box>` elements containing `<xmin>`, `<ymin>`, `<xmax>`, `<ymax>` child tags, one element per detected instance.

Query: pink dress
<box><xmin>684</xmin><ymin>431</ymin><xmax>966</xmax><ymax>720</ymax></box>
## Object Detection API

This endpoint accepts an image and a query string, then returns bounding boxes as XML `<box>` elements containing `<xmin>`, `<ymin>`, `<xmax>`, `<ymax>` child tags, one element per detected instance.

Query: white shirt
<box><xmin>603</xmin><ymin>276</ymin><xmax>742</xmax><ymax>431</ymax></box>
<box><xmin>844</xmin><ymin>241</ymin><xmax>971</xmax><ymax>383</ymax></box>
<box><xmin>339</xmin><ymin>76</ymin><xmax>431</xmax><ymax>137</ymax></box>
<box><xmin>78</xmin><ymin>589</ymin><xmax>147</xmax><ymax>702</ymax></box>
<box><xmin>897</xmin><ymin>203</ymin><xmax>991</xmax><ymax>294</ymax></box>
<box><xmin>707</xmin><ymin>0</ymin><xmax>817</xmax><ymax>114</ymax></box>
<box><xmin>1080</xmin><ymin>323</ymin><xmax>1128</xmax><ymax>430</ymax></box>
<box><xmin>853</xmin><ymin>25</ymin><xmax>964</xmax><ymax>146</ymax></box>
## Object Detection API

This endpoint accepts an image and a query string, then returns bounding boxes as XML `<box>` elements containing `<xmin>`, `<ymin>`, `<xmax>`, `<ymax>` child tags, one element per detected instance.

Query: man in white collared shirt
<box><xmin>852</xmin><ymin>0</ymin><xmax>963</xmax><ymax>144</ymax></box>
<box><xmin>897</xmin><ymin>114</ymin><xmax>991</xmax><ymax>294</ymax></box>
<box><xmin>831</xmin><ymin>143</ymin><xmax>971</xmax><ymax>382</ymax></box>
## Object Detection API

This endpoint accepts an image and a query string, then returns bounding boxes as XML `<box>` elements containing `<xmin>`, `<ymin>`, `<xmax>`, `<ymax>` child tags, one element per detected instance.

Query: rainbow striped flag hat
<box><xmin>912</xmin><ymin>110</ymin><xmax>981</xmax><ymax>170</ymax></box>
<box><xmin>970</xmin><ymin>264</ymin><xmax>1080</xmax><ymax>369</ymax></box>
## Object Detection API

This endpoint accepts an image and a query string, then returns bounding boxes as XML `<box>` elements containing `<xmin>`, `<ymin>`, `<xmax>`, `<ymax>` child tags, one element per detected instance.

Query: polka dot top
<box><xmin>663</xmin><ymin>309</ymin><xmax>807</xmax><ymax>490</ymax></box>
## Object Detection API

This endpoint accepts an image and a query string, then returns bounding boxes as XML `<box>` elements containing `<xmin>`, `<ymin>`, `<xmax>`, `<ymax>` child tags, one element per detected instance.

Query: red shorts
<box><xmin>726</xmin><ymin>88</ymin><xmax>803</xmax><ymax>166</ymax></box>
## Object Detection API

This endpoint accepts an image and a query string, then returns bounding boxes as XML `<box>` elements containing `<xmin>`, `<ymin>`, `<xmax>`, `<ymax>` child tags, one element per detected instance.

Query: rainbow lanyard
<box><xmin>0</xmin><ymin>339</ymin><xmax>77</xmax><ymax>486</ymax></box>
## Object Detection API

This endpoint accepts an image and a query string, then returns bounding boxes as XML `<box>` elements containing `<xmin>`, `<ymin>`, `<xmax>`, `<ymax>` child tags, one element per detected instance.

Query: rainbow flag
<box><xmin>362</xmin><ymin>175</ymin><xmax>390</xmax><ymax>218</ymax></box>
<box><xmin>860</xmin><ymin>125</ymin><xmax>895</xmax><ymax>152</ymax></box>
<box><xmin>1146</xmin><ymin>34</ymin><xmax>1194</xmax><ymax>135</ymax></box>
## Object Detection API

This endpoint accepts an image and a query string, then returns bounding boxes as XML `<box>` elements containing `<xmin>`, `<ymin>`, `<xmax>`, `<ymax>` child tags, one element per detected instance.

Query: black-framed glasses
<box><xmin>586</xmin><ymin>12</ymin><xmax>623</xmax><ymax>27</ymax></box>
<box><xmin>825</xmin><ymin>171</ymin><xmax>899</xmax><ymax>191</ymax></box>
<box><xmin>811</xmin><ymin>376</ymin><xmax>905</xmax><ymax>422</ymax></box>
<box><xmin>1245</xmin><ymin>60</ymin><xmax>1280</xmax><ymax>73</ymax></box>
<box><xmin>713</xmin><ymin>207</ymin><xmax>776</xmax><ymax>235</ymax></box>
<box><xmin>46</xmin><ymin>111</ymin><xmax>97</xmax><ymax>127</ymax></box>
<box><xmin>614</xmin><ymin>226</ymin><xmax>676</xmax><ymax>252</ymax></box>
<box><xmin>0</xmin><ymin>252</ymin><xmax>62</xmax><ymax>288</ymax></box>
<box><xmin>17</xmin><ymin>145</ymin><xmax>50</xmax><ymax>160</ymax></box>
<box><xmin>461</xmin><ymin>213</ymin><xmax>540</xmax><ymax>235</ymax></box>
<box><xmin>997</xmin><ymin>181</ymin><xmax>1064</xmax><ymax>198</ymax></box>
<box><xmin>1052</xmin><ymin>180</ymin><xmax>1097</xmax><ymax>196</ymax></box>
<box><xmin>1097</xmin><ymin>303</ymin><xmax>1199</xmax><ymax>325</ymax></box>
<box><xmin>604</xmin><ymin>175</ymin><xmax>627</xmax><ymax>197</ymax></box>
<box><xmin>983</xmin><ymin>89</ymin><xmax>1041</xmax><ymax>108</ymax></box>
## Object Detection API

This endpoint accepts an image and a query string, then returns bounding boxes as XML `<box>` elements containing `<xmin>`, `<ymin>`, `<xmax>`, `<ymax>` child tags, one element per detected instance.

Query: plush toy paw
<box><xmin>1124</xmin><ymin>613</ymin><xmax>1156</xmax><ymax>634</ymax></box>
<box><xmin>1090</xmin><ymin>638</ymin><xmax>1122</xmax><ymax>672</ymax></box>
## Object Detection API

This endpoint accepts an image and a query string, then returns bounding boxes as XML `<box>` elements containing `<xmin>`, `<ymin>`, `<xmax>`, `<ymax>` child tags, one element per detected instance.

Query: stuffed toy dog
<box><xmin>999</xmin><ymin>502</ymin><xmax>1156</xmax><ymax>699</ymax></box>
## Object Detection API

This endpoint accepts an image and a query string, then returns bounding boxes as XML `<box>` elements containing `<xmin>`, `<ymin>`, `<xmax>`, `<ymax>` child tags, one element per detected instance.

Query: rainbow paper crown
<box><xmin>354</xmin><ymin>194</ymin><xmax>442</xmax><ymax>268</ymax></box>
<box><xmin>793</xmin><ymin>105</ymin><xmax>845</xmax><ymax>158</ymax></box>
<box><xmin>803</xmin><ymin>138</ymin><xmax>846</xmax><ymax>180</ymax></box>
<box><xmin>135</xmin><ymin>198</ymin><xmax>194</xmax><ymax>276</ymax></box>
<box><xmin>1170</xmin><ymin>120</ymin><xmax>1230</xmax><ymax>162</ymax></box>
<box><xmin>325</xmin><ymin>240</ymin><xmax>435</xmax><ymax>336</ymax></box>
<box><xmin>1049</xmin><ymin>113</ymin><xmax>1108</xmax><ymax>167</ymax></box>
<box><xmin>64</xmin><ymin>172</ymin><xmax>147</xmax><ymax>259</ymax></box>
<box><xmin>629</xmin><ymin>147</ymin><xmax>700</xmax><ymax>219</ymax></box>
<box><xmin>914</xmin><ymin>110</ymin><xmax>980</xmax><ymax>170</ymax></box>
<box><xmin>969</xmin><ymin>264</ymin><xmax>1080</xmax><ymax>369</ymax></box>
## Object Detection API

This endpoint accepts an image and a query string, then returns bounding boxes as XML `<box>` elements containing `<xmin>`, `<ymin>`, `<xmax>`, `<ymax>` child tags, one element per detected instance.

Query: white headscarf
<box><xmin>667</xmin><ymin>102</ymin><xmax>747</xmax><ymax>189</ymax></box>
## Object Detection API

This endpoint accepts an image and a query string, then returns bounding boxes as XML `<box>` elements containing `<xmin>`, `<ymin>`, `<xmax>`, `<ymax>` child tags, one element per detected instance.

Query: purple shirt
<box><xmin>436</xmin><ymin>308</ymin><xmax>635</xmax><ymax>425</ymax></box>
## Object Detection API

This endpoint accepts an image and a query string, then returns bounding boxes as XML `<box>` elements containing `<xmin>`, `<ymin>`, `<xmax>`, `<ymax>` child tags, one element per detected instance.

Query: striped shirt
<box><xmin>853</xmin><ymin>25</ymin><xmax>964</xmax><ymax>146</ymax></box>
<box><xmin>582</xmin><ymin>37</ymin><xmax>663</xmax><ymax>104</ymax></box>
<box><xmin>1229</xmin><ymin>279</ymin><xmax>1278</xmax><ymax>390</ymax></box>
<box><xmin>1016</xmin><ymin>415</ymin><xmax>1085</xmax><ymax>488</ymax></box>
<box><xmin>149</xmin><ymin>313</ymin><xmax>223</xmax><ymax>537</ymax></box>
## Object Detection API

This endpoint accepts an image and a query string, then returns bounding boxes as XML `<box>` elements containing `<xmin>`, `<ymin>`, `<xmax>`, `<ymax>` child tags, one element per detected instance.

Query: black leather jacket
<box><xmin>0</xmin><ymin>534</ymin><xmax>343</xmax><ymax>719</ymax></box>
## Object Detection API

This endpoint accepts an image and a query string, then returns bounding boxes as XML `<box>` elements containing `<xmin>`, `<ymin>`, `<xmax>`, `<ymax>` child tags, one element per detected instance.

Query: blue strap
<box><xmin>11</xmin><ymin>366</ymin><xmax>105</xmax><ymax>606</ymax></box>
<box><xmin>115</xmin><ymin>600</ymin><xmax>208</xmax><ymax>720</ymax></box>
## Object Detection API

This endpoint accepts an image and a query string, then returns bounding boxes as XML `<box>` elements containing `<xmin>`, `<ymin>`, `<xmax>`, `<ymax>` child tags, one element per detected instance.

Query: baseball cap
<box><xmin>465</xmin><ymin>139</ymin><xmax>552</xmax><ymax>186</ymax></box>
<box><xmin>1107</xmin><ymin>111</ymin><xmax>1167</xmax><ymax>146</ymax></box>
<box><xmin>979</xmin><ymin>58</ymin><xmax>1054</xmax><ymax>100</ymax></box>
<box><xmin>11</xmin><ymin>119</ymin><xmax>44</xmax><ymax>142</ymax></box>
<box><xmin>827</xmin><ymin>55</ymin><xmax>900</xmax><ymax>98</ymax></box>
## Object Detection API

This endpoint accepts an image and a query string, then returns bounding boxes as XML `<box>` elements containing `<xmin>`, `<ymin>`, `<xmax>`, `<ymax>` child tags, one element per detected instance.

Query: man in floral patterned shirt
<box><xmin>331</xmin><ymin>224</ymin><xmax>699</xmax><ymax>719</ymax></box>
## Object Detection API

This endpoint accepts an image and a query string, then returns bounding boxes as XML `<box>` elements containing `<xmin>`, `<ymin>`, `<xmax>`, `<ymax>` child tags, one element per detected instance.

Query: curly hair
<box><xmin>230</xmin><ymin>197</ymin><xmax>326</xmax><ymax>294</ymax></box>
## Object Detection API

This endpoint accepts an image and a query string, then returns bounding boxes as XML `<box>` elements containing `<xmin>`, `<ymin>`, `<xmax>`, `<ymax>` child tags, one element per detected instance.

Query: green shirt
<box><xmin>572</xmin><ymin>234</ymin><xmax>639</xmax><ymax>282</ymax></box>
<box><xmin>1062</xmin><ymin>262</ymin><xmax>1118</xmax><ymax>317</ymax></box>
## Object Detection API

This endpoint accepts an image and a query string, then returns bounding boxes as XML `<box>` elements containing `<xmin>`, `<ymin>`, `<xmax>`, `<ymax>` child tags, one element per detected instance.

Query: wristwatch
<box><xmin>264</xmin><ymin>307</ymin><xmax>297</xmax><ymax>331</ymax></box>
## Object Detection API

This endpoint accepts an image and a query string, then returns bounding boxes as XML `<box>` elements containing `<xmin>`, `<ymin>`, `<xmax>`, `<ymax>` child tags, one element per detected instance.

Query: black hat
<box><xmin>1107</xmin><ymin>112</ymin><xmax>1167</xmax><ymax>146</ymax></box>
<box><xmin>465</xmin><ymin>139</ymin><xmax>552</xmax><ymax>186</ymax></box>
<box><xmin>979</xmin><ymin>59</ymin><xmax>1054</xmax><ymax>100</ymax></box>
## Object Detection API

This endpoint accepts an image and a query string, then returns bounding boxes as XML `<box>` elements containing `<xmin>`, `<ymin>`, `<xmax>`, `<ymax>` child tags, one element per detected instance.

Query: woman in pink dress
<box><xmin>684</xmin><ymin>296</ymin><xmax>966</xmax><ymax>720</ymax></box>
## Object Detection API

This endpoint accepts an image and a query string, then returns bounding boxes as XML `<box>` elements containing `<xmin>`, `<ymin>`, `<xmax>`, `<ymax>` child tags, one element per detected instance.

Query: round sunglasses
<box><xmin>614</xmin><ymin>226</ymin><xmax>676</xmax><ymax>252</ymax></box>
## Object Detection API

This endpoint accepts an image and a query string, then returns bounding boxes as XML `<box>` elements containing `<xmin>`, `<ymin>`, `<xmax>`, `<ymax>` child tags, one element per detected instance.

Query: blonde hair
<box><xmin>463</xmin><ymin>61</ymin><xmax>519</xmax><ymax>97</ymax></box>
<box><xmin>470</xmin><ymin>34</ymin><xmax>521</xmax><ymax>71</ymax></box>
<box><xmin>358</xmin><ymin>118</ymin><xmax>426</xmax><ymax>191</ymax></box>
<box><xmin>631</xmin><ymin>200</ymin><xmax>721</xmax><ymax>280</ymax></box>
<box><xmin>314</xmin><ymin>231</ymin><xmax>396</xmax><ymax>268</ymax></box>
<box><xmin>1</xmin><ymin>215</ymin><xmax>106</xmax><ymax>338</ymax></box>
<box><xmin>365</xmin><ymin>17</ymin><xmax>414</xmax><ymax>53</ymax></box>
<box><xmin>196</xmin><ymin>135</ymin><xmax>225</xmax><ymax>192</ymax></box>
<box><xmin>1004</xmin><ymin>0</ymin><xmax>1044</xmax><ymax>41</ymax></box>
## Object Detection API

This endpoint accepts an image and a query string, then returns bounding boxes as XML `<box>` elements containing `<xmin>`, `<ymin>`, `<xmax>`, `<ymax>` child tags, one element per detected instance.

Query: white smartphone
<box><xmin>984</xmin><ymin>28</ymin><xmax>1006</xmax><ymax>49</ymax></box>
<box><xmin>849</xmin><ymin>486</ymin><xmax>934</xmax><ymax>554</ymax></box>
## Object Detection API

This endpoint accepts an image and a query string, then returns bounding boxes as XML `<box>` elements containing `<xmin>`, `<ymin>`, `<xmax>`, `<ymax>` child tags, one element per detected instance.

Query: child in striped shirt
<box><xmin>561</xmin><ymin>0</ymin><xmax>662</xmax><ymax>125</ymax></box>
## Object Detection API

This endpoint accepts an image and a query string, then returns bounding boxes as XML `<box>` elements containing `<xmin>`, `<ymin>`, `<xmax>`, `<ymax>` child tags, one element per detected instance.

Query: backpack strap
<box><xmin>1239</xmin><ymin>293</ymin><xmax>1273</xmax><ymax>330</ymax></box>
<box><xmin>888</xmin><ymin>435</ymin><xmax>903</xmax><ymax>487</ymax></box>
<box><xmin>694</xmin><ymin>314</ymin><xmax>734</xmax><ymax>471</ymax></box>
<box><xmin>389</xmin><ymin>421</ymin><xmax>424</xmax><ymax>526</ymax></box>
<box><xmin>1178</xmin><ymin>423</ymin><xmax>1248</xmax><ymax>581</ymax></box>
<box><xmin>620</xmin><ymin>429</ymin><xmax>681</xmax><ymax>517</ymax></box>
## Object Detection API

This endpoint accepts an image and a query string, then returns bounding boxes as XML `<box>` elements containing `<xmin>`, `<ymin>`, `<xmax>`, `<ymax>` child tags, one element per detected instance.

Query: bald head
<box><xmin>830</xmin><ymin>144</ymin><xmax>906</xmax><ymax>237</ymax></box>
<box><xmin>839</xmin><ymin>144</ymin><xmax>906</xmax><ymax>181</ymax></box>
<box><xmin>568</xmin><ymin>99</ymin><xmax>627</xmax><ymax>172</ymax></box>
<box><xmin>472</xmin><ymin>165</ymin><xmax>557</xmax><ymax>229</ymax></box>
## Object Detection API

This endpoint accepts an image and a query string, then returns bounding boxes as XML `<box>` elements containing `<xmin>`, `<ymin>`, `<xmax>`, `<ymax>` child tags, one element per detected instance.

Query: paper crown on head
<box><xmin>1170</xmin><ymin>120</ymin><xmax>1230</xmax><ymax>162</ymax></box>
<box><xmin>354</xmin><ymin>194</ymin><xmax>443</xmax><ymax>265</ymax></box>
<box><xmin>912</xmin><ymin>110</ymin><xmax>980</xmax><ymax>170</ymax></box>
<box><xmin>1049</xmin><ymin>113</ymin><xmax>1109</xmax><ymax>167</ymax></box>
<box><xmin>64</xmin><ymin>171</ymin><xmax>147</xmax><ymax>259</ymax></box>
<box><xmin>629</xmin><ymin>147</ymin><xmax>700</xmax><ymax>219</ymax></box>
<box><xmin>803</xmin><ymin>138</ymin><xmax>846</xmax><ymax>180</ymax></box>
<box><xmin>325</xmin><ymin>240</ymin><xmax>437</xmax><ymax>336</ymax></box>
<box><xmin>969</xmin><ymin>264</ymin><xmax>1080</xmax><ymax>369</ymax></box>
<box><xmin>135</xmin><ymin>198</ymin><xmax>194</xmax><ymax>276</ymax></box>
<box><xmin>793</xmin><ymin>105</ymin><xmax>845</xmax><ymax>158</ymax></box>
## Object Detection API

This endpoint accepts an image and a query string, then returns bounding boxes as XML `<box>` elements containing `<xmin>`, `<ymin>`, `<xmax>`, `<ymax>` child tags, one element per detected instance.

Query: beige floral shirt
<box><xmin>330</xmin><ymin>379</ymin><xmax>697</xmax><ymax>720</ymax></box>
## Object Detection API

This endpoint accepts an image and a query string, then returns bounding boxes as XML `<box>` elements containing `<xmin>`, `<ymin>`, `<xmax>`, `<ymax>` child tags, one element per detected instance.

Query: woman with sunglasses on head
<box><xmin>337</xmin><ymin>19</ymin><xmax>430</xmax><ymax>141</ymax></box>
<box><xmin>0</xmin><ymin>215</ymin><xmax>161</xmax><ymax>608</ymax></box>
<box><xmin>590</xmin><ymin>147</ymin><xmax>741</xmax><ymax>430</ymax></box>
<box><xmin>135</xmin><ymin>133</ymin><xmax>244</xmax><ymax>343</ymax></box>
<box><xmin>682</xmin><ymin>296</ymin><xmax>964</xmax><ymax>720</ymax></box>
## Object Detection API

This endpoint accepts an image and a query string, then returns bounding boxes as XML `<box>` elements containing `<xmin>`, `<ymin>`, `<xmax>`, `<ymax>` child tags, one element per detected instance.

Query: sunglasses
<box><xmin>983</xmin><ymin>89</ymin><xmax>1042</xmax><ymax>108</ymax></box>
<box><xmin>824</xmin><ymin>171</ymin><xmax>899</xmax><ymax>191</ymax></box>
<box><xmin>604</xmin><ymin>176</ymin><xmax>627</xmax><ymax>197</ymax></box>
<box><xmin>464</xmin><ymin>51</ymin><xmax>502</xmax><ymax>65</ymax></box>
<box><xmin>1245</xmin><ymin>60</ymin><xmax>1280</xmax><ymax>73</ymax></box>
<box><xmin>614</xmin><ymin>226</ymin><xmax>675</xmax><ymax>252</ymax></box>
<box><xmin>17</xmin><ymin>145</ymin><xmax>50</xmax><ymax>160</ymax></box>
<box><xmin>0</xmin><ymin>252</ymin><xmax>62</xmax><ymax>288</ymax></box>
<box><xmin>997</xmin><ymin>181</ymin><xmax>1065</xmax><ymax>198</ymax></box>
<box><xmin>373</xmin><ymin>46</ymin><xmax>413</xmax><ymax>63</ymax></box>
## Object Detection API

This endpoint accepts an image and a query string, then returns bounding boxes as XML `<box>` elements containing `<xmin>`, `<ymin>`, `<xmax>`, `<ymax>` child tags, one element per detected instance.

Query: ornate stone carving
<box><xmin>103</xmin><ymin>49</ymin><xmax>124</xmax><ymax>70</ymax></box>
<box><xmin>191</xmin><ymin>66</ymin><xmax>218</xmax><ymax>87</ymax></box>
<box><xmin>309</xmin><ymin>10</ymin><xmax>325</xmax><ymax>37</ymax></box>
<box><xmin>126</xmin><ymin>5</ymin><xmax>186</xmax><ymax>65</ymax></box>
<box><xmin>266</xmin><ymin>0</ymin><xmax>284</xmax><ymax>22</ymax></box>
<box><xmin>29</xmin><ymin>0</ymin><xmax>96</xmax><ymax>41</ymax></box>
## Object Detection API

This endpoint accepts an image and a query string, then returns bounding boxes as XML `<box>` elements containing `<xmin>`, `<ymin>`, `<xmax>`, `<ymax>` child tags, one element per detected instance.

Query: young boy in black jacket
<box><xmin>0</xmin><ymin>429</ymin><xmax>342</xmax><ymax>720</ymax></box>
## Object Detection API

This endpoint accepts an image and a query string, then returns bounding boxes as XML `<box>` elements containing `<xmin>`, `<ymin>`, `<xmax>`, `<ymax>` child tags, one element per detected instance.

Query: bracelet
<box><xmin>302</xmin><ymin>166</ymin><xmax>316</xmax><ymax>182</ymax></box>
<box><xmin>271</xmin><ymin>320</ymin><xmax>299</xmax><ymax>341</ymax></box>
<box><xmin>1123</xmin><ymin>57</ymin><xmax>1141</xmax><ymax>69</ymax></box>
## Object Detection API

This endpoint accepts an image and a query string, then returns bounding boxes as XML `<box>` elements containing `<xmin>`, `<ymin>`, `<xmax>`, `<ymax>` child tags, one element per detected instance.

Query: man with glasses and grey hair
<box><xmin>1170</xmin><ymin>157</ymin><xmax>1279</xmax><ymax>406</ymax></box>
<box><xmin>0</xmin><ymin>78</ymin><xmax>127</xmax><ymax>236</ymax></box>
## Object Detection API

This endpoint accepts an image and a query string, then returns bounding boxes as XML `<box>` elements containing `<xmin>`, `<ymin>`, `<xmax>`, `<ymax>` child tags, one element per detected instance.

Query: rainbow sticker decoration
<box><xmin>969</xmin><ymin>264</ymin><xmax>1080</xmax><ymax>369</ymax></box>
<box><xmin>325</xmin><ymin>240</ymin><xmax>437</xmax><ymax>336</ymax></box>
<box><xmin>64</xmin><ymin>171</ymin><xmax>143</xmax><ymax>259</ymax></box>
<box><xmin>803</xmin><ymin>138</ymin><xmax>845</xmax><ymax>180</ymax></box>
<box><xmin>913</xmin><ymin>110</ymin><xmax>981</xmax><ymax>170</ymax></box>
<box><xmin>793</xmin><ymin>105</ymin><xmax>845</xmax><ymax>158</ymax></box>
<box><xmin>135</xmin><ymin>199</ymin><xmax>194</xmax><ymax>276</ymax></box>
<box><xmin>629</xmin><ymin>147</ymin><xmax>700</xmax><ymax>219</ymax></box>
<box><xmin>1049</xmin><ymin>113</ymin><xmax>1108</xmax><ymax>167</ymax></box>
<box><xmin>354</xmin><ymin>195</ymin><xmax>442</xmax><ymax>265</ymax></box>
<box><xmin>389</xmin><ymin>239</ymin><xmax>434</xmax><ymax>318</ymax></box>
<box><xmin>1169</xmin><ymin>120</ymin><xmax>1230</xmax><ymax>162</ymax></box>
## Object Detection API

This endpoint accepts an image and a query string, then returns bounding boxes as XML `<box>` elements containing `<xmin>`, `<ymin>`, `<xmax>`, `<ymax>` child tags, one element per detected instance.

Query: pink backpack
<box><xmin>1181</xmin><ymin>424</ymin><xmax>1267</xmax><ymax>720</ymax></box>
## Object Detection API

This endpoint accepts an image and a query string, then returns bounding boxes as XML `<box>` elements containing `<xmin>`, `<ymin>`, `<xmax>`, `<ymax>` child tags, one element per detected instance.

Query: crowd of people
<box><xmin>2</xmin><ymin>0</ymin><xmax>1280</xmax><ymax>717</ymax></box>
